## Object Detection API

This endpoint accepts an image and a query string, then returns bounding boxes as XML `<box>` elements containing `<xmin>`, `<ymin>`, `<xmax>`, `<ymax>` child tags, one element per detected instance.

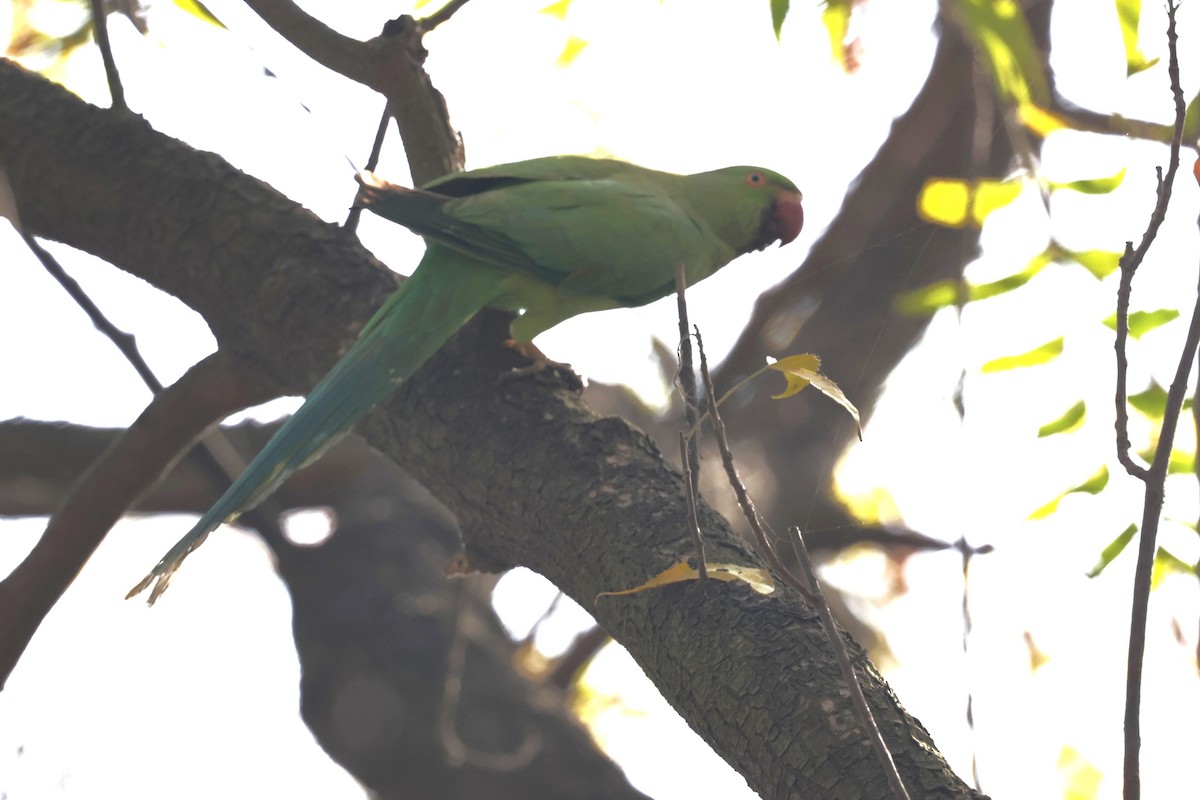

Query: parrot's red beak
<box><xmin>774</xmin><ymin>190</ymin><xmax>804</xmax><ymax>245</ymax></box>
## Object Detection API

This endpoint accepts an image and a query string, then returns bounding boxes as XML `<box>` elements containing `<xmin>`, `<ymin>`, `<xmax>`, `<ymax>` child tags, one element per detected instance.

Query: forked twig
<box><xmin>1116</xmin><ymin>4</ymin><xmax>1191</xmax><ymax>798</ymax></box>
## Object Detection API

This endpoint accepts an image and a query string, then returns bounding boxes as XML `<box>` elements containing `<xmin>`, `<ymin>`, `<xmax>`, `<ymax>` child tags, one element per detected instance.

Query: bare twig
<box><xmin>0</xmin><ymin>354</ymin><xmax>272</xmax><ymax>689</ymax></box>
<box><xmin>678</xmin><ymin>432</ymin><xmax>708</xmax><ymax>581</ymax></box>
<box><xmin>419</xmin><ymin>0</ymin><xmax>474</xmax><ymax>32</ymax></box>
<box><xmin>957</xmin><ymin>536</ymin><xmax>982</xmax><ymax>792</ymax></box>
<box><xmin>788</xmin><ymin>527</ymin><xmax>910</xmax><ymax>800</ymax></box>
<box><xmin>1119</xmin><ymin>4</ymin><xmax>1189</xmax><ymax>797</ymax></box>
<box><xmin>22</xmin><ymin>232</ymin><xmax>162</xmax><ymax>392</ymax></box>
<box><xmin>344</xmin><ymin>101</ymin><xmax>393</xmax><ymax>233</ymax></box>
<box><xmin>88</xmin><ymin>0</ymin><xmax>126</xmax><ymax>111</ymax></box>
<box><xmin>675</xmin><ymin>264</ymin><xmax>707</xmax><ymax>580</ymax></box>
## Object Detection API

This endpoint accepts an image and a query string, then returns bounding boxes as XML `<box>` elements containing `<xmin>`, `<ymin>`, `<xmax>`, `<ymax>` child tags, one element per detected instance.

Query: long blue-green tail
<box><xmin>129</xmin><ymin>247</ymin><xmax>506</xmax><ymax>602</ymax></box>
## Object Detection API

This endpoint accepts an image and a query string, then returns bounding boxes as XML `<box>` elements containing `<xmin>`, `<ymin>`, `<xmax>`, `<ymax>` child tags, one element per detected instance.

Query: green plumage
<box><xmin>130</xmin><ymin>155</ymin><xmax>803</xmax><ymax>602</ymax></box>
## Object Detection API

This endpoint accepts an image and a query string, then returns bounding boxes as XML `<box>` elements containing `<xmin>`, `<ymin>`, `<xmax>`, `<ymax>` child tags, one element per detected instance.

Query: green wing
<box><xmin>446</xmin><ymin>178</ymin><xmax>732</xmax><ymax>303</ymax></box>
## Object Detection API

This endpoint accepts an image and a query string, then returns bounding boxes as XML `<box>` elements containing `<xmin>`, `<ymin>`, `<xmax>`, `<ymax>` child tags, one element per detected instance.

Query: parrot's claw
<box><xmin>503</xmin><ymin>341</ymin><xmax>584</xmax><ymax>392</ymax></box>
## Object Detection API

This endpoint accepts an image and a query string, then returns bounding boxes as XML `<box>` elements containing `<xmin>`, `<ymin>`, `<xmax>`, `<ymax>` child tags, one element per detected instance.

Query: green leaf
<box><xmin>1183</xmin><ymin>91</ymin><xmax>1200</xmax><ymax>143</ymax></box>
<box><xmin>1128</xmin><ymin>382</ymin><xmax>1168</xmax><ymax>417</ymax></box>
<box><xmin>896</xmin><ymin>250</ymin><xmax>1051</xmax><ymax>315</ymax></box>
<box><xmin>970</xmin><ymin>257</ymin><xmax>1048</xmax><ymax>301</ymax></box>
<box><xmin>982</xmin><ymin>337</ymin><xmax>1063</xmax><ymax>373</ymax></box>
<box><xmin>771</xmin><ymin>0</ymin><xmax>790</xmax><ymax>39</ymax></box>
<box><xmin>1038</xmin><ymin>401</ymin><xmax>1086</xmax><ymax>437</ymax></box>
<box><xmin>1135</xmin><ymin>446</ymin><xmax>1195</xmax><ymax>474</ymax></box>
<box><xmin>1062</xmin><ymin>249</ymin><xmax>1121</xmax><ymax>279</ymax></box>
<box><xmin>1152</xmin><ymin>546</ymin><xmax>1196</xmax><ymax>587</ymax></box>
<box><xmin>1030</xmin><ymin>466</ymin><xmax>1109</xmax><ymax>520</ymax></box>
<box><xmin>1086</xmin><ymin>523</ymin><xmax>1138</xmax><ymax>577</ymax></box>
<box><xmin>1049</xmin><ymin>167</ymin><xmax>1127</xmax><ymax>194</ymax></box>
<box><xmin>1115</xmin><ymin>0</ymin><xmax>1160</xmax><ymax>76</ymax></box>
<box><xmin>821</xmin><ymin>0</ymin><xmax>852</xmax><ymax>65</ymax></box>
<box><xmin>173</xmin><ymin>0</ymin><xmax>225</xmax><ymax>27</ymax></box>
<box><xmin>1102</xmin><ymin>308</ymin><xmax>1180</xmax><ymax>338</ymax></box>
<box><xmin>1128</xmin><ymin>381</ymin><xmax>1193</xmax><ymax>419</ymax></box>
<box><xmin>896</xmin><ymin>280</ymin><xmax>963</xmax><ymax>315</ymax></box>
<box><xmin>953</xmin><ymin>0</ymin><xmax>1050</xmax><ymax>106</ymax></box>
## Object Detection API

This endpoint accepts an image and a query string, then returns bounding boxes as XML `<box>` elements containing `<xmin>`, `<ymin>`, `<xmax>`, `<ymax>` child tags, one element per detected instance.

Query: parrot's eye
<box><xmin>745</xmin><ymin>171</ymin><xmax>766</xmax><ymax>188</ymax></box>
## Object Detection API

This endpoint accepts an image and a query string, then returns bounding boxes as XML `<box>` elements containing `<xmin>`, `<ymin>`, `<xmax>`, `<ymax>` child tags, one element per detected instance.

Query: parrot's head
<box><xmin>753</xmin><ymin>170</ymin><xmax>804</xmax><ymax>248</ymax></box>
<box><xmin>687</xmin><ymin>166</ymin><xmax>803</xmax><ymax>255</ymax></box>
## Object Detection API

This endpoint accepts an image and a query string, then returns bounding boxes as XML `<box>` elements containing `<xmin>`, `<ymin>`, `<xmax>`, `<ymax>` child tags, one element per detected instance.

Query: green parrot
<box><xmin>129</xmin><ymin>155</ymin><xmax>803</xmax><ymax>602</ymax></box>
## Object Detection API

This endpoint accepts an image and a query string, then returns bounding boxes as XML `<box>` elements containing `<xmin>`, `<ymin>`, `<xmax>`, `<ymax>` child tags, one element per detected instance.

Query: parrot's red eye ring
<box><xmin>745</xmin><ymin>171</ymin><xmax>766</xmax><ymax>188</ymax></box>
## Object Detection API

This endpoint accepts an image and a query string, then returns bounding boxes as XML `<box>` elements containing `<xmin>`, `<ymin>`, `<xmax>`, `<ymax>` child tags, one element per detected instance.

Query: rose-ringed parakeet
<box><xmin>130</xmin><ymin>155</ymin><xmax>803</xmax><ymax>602</ymax></box>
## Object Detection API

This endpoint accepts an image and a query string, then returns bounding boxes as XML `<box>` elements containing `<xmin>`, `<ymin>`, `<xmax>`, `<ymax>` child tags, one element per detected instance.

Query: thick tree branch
<box><xmin>0</xmin><ymin>60</ymin><xmax>980</xmax><ymax>797</ymax></box>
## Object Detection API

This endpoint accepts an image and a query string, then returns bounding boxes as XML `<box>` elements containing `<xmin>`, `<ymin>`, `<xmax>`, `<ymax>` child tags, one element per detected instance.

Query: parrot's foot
<box><xmin>503</xmin><ymin>341</ymin><xmax>584</xmax><ymax>391</ymax></box>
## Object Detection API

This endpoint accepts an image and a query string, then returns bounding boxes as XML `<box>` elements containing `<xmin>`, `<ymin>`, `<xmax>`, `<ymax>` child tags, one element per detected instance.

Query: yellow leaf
<box><xmin>539</xmin><ymin>0</ymin><xmax>572</xmax><ymax>18</ymax></box>
<box><xmin>1058</xmin><ymin>745</ymin><xmax>1103</xmax><ymax>800</ymax></box>
<box><xmin>595</xmin><ymin>561</ymin><xmax>775</xmax><ymax>603</ymax></box>
<box><xmin>768</xmin><ymin>353</ymin><xmax>821</xmax><ymax>399</ymax></box>
<box><xmin>918</xmin><ymin>179</ymin><xmax>971</xmax><ymax>227</ymax></box>
<box><xmin>768</xmin><ymin>355</ymin><xmax>862</xmax><ymax>438</ymax></box>
<box><xmin>1017</xmin><ymin>102</ymin><xmax>1070</xmax><ymax>136</ymax></box>
<box><xmin>556</xmin><ymin>35</ymin><xmax>588</xmax><ymax>67</ymax></box>
<box><xmin>917</xmin><ymin>177</ymin><xmax>1021</xmax><ymax>228</ymax></box>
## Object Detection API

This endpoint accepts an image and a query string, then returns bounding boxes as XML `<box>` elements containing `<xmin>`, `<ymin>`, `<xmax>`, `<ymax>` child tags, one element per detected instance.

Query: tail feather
<box><xmin>129</xmin><ymin>247</ymin><xmax>507</xmax><ymax>602</ymax></box>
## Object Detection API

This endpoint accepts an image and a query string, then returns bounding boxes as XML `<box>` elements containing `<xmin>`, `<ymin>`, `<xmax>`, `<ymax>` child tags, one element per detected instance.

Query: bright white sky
<box><xmin>1</xmin><ymin>0</ymin><xmax>1199</xmax><ymax>798</ymax></box>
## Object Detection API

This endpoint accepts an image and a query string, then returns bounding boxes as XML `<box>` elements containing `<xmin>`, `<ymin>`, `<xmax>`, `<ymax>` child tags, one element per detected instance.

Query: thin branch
<box><xmin>674</xmin><ymin>264</ymin><xmax>706</xmax><ymax>580</ymax></box>
<box><xmin>344</xmin><ymin>102</ymin><xmax>392</xmax><ymax>233</ymax></box>
<box><xmin>0</xmin><ymin>353</ymin><xmax>272</xmax><ymax>689</ymax></box>
<box><xmin>958</xmin><ymin>536</ymin><xmax>983</xmax><ymax>792</ymax></box>
<box><xmin>678</xmin><ymin>432</ymin><xmax>708</xmax><ymax>581</ymax></box>
<box><xmin>88</xmin><ymin>0</ymin><xmax>126</xmax><ymax>111</ymax></box>
<box><xmin>1121</xmin><ymin>4</ymin><xmax>1189</xmax><ymax>798</ymax></box>
<box><xmin>788</xmin><ymin>527</ymin><xmax>910</xmax><ymax>800</ymax></box>
<box><xmin>419</xmin><ymin>0</ymin><xmax>474</xmax><ymax>32</ymax></box>
<box><xmin>22</xmin><ymin>232</ymin><xmax>162</xmax><ymax>392</ymax></box>
<box><xmin>1115</xmin><ymin>238</ymin><xmax>1150</xmax><ymax>480</ymax></box>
